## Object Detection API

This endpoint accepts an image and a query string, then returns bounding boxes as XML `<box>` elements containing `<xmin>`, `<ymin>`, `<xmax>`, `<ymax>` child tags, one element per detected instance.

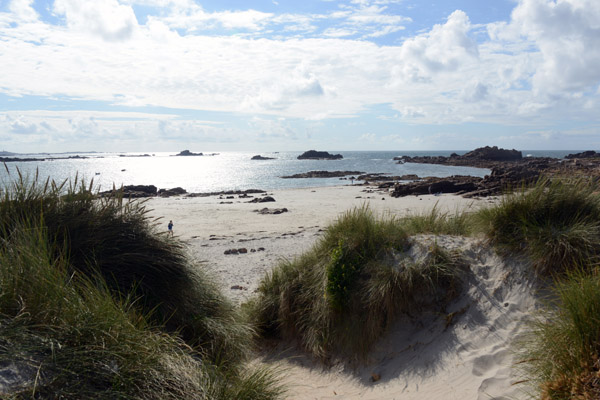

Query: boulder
<box><xmin>247</xmin><ymin>196</ymin><xmax>276</xmax><ymax>203</ymax></box>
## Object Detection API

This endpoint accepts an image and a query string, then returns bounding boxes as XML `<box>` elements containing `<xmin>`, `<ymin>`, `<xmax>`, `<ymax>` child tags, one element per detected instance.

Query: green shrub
<box><xmin>476</xmin><ymin>178</ymin><xmax>600</xmax><ymax>275</ymax></box>
<box><xmin>247</xmin><ymin>206</ymin><xmax>465</xmax><ymax>361</ymax></box>
<box><xmin>519</xmin><ymin>268</ymin><xmax>600</xmax><ymax>399</ymax></box>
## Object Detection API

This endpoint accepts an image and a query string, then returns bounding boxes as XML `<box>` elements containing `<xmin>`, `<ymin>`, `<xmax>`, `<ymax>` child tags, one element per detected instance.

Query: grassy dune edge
<box><xmin>0</xmin><ymin>174</ymin><xmax>283</xmax><ymax>399</ymax></box>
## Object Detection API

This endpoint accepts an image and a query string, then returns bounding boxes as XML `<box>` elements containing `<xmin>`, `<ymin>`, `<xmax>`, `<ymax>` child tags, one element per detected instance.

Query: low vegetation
<box><xmin>519</xmin><ymin>269</ymin><xmax>600</xmax><ymax>399</ymax></box>
<box><xmin>247</xmin><ymin>206</ymin><xmax>465</xmax><ymax>361</ymax></box>
<box><xmin>476</xmin><ymin>178</ymin><xmax>600</xmax><ymax>276</ymax></box>
<box><xmin>0</xmin><ymin>172</ymin><xmax>283</xmax><ymax>399</ymax></box>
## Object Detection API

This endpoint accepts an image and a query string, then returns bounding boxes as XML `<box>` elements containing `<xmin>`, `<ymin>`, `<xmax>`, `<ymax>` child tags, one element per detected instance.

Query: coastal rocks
<box><xmin>282</xmin><ymin>170</ymin><xmax>364</xmax><ymax>179</ymax></box>
<box><xmin>461</xmin><ymin>146</ymin><xmax>522</xmax><ymax>161</ymax></box>
<box><xmin>566</xmin><ymin>151</ymin><xmax>599</xmax><ymax>159</ymax></box>
<box><xmin>394</xmin><ymin>146</ymin><xmax>522</xmax><ymax>168</ymax></box>
<box><xmin>113</xmin><ymin>184</ymin><xmax>158</xmax><ymax>198</ymax></box>
<box><xmin>391</xmin><ymin>176</ymin><xmax>481</xmax><ymax>197</ymax></box>
<box><xmin>251</xmin><ymin>155</ymin><xmax>276</xmax><ymax>160</ymax></box>
<box><xmin>225</xmin><ymin>247</ymin><xmax>265</xmax><ymax>255</ymax></box>
<box><xmin>186</xmin><ymin>189</ymin><xmax>266</xmax><ymax>198</ymax></box>
<box><xmin>158</xmin><ymin>187</ymin><xmax>187</xmax><ymax>197</ymax></box>
<box><xmin>247</xmin><ymin>196</ymin><xmax>275</xmax><ymax>203</ymax></box>
<box><xmin>297</xmin><ymin>150</ymin><xmax>343</xmax><ymax>160</ymax></box>
<box><xmin>175</xmin><ymin>150</ymin><xmax>203</xmax><ymax>156</ymax></box>
<box><xmin>254</xmin><ymin>208</ymin><xmax>288</xmax><ymax>214</ymax></box>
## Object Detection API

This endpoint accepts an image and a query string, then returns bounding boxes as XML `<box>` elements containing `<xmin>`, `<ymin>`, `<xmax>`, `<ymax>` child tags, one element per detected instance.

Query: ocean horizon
<box><xmin>0</xmin><ymin>149</ymin><xmax>587</xmax><ymax>193</ymax></box>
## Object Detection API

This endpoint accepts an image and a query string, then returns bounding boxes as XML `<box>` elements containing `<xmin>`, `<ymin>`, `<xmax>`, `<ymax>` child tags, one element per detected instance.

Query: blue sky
<box><xmin>0</xmin><ymin>0</ymin><xmax>599</xmax><ymax>153</ymax></box>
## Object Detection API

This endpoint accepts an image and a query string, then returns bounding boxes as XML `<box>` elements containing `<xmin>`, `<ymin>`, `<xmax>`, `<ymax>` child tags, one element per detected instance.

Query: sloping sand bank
<box><xmin>147</xmin><ymin>185</ymin><xmax>535</xmax><ymax>399</ymax></box>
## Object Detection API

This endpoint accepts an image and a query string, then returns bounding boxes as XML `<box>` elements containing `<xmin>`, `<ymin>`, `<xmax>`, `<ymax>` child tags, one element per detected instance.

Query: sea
<box><xmin>0</xmin><ymin>150</ymin><xmax>581</xmax><ymax>194</ymax></box>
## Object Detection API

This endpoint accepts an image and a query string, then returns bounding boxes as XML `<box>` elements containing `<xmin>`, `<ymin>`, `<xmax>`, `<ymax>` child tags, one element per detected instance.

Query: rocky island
<box><xmin>251</xmin><ymin>155</ymin><xmax>276</xmax><ymax>160</ymax></box>
<box><xmin>281</xmin><ymin>170</ymin><xmax>363</xmax><ymax>179</ymax></box>
<box><xmin>297</xmin><ymin>150</ymin><xmax>343</xmax><ymax>160</ymax></box>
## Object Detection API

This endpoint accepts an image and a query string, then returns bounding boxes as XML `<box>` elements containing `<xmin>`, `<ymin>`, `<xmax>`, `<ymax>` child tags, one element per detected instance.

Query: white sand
<box><xmin>147</xmin><ymin>185</ymin><xmax>535</xmax><ymax>399</ymax></box>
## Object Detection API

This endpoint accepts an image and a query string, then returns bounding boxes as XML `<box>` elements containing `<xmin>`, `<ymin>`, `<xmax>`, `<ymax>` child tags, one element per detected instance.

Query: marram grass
<box><xmin>475</xmin><ymin>178</ymin><xmax>600</xmax><ymax>276</ymax></box>
<box><xmin>0</xmin><ymin>173</ymin><xmax>284</xmax><ymax>399</ymax></box>
<box><xmin>519</xmin><ymin>268</ymin><xmax>600</xmax><ymax>399</ymax></box>
<box><xmin>247</xmin><ymin>205</ymin><xmax>465</xmax><ymax>362</ymax></box>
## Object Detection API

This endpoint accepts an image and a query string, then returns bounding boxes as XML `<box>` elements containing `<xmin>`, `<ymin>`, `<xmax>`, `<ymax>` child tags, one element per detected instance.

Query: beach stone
<box><xmin>247</xmin><ymin>196</ymin><xmax>276</xmax><ymax>203</ymax></box>
<box><xmin>238</xmin><ymin>248</ymin><xmax>248</xmax><ymax>254</ymax></box>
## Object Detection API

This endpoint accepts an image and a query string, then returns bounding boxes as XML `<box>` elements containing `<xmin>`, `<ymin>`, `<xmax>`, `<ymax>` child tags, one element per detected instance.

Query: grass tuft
<box><xmin>519</xmin><ymin>268</ymin><xmax>600</xmax><ymax>399</ymax></box>
<box><xmin>475</xmin><ymin>178</ymin><xmax>600</xmax><ymax>276</ymax></box>
<box><xmin>247</xmin><ymin>206</ymin><xmax>465</xmax><ymax>361</ymax></box>
<box><xmin>0</xmin><ymin>173</ymin><xmax>283</xmax><ymax>399</ymax></box>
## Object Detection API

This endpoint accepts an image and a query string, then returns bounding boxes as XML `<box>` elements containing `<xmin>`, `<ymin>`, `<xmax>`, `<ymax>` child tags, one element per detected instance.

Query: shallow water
<box><xmin>0</xmin><ymin>150</ymin><xmax>577</xmax><ymax>193</ymax></box>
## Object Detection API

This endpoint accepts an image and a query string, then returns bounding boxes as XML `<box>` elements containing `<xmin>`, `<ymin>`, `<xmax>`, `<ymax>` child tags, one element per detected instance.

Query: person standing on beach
<box><xmin>168</xmin><ymin>220</ymin><xmax>174</xmax><ymax>237</ymax></box>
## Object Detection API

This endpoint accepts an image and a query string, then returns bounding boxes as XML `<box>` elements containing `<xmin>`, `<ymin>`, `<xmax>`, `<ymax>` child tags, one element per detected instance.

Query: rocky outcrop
<box><xmin>158</xmin><ymin>187</ymin><xmax>187</xmax><ymax>197</ymax></box>
<box><xmin>99</xmin><ymin>185</ymin><xmax>157</xmax><ymax>198</ymax></box>
<box><xmin>282</xmin><ymin>170</ymin><xmax>363</xmax><ymax>178</ymax></box>
<box><xmin>391</xmin><ymin>176</ymin><xmax>481</xmax><ymax>197</ymax></box>
<box><xmin>251</xmin><ymin>155</ymin><xmax>276</xmax><ymax>160</ymax></box>
<box><xmin>461</xmin><ymin>146</ymin><xmax>522</xmax><ymax>161</ymax></box>
<box><xmin>395</xmin><ymin>146</ymin><xmax>522</xmax><ymax>168</ymax></box>
<box><xmin>297</xmin><ymin>150</ymin><xmax>343</xmax><ymax>160</ymax></box>
<box><xmin>566</xmin><ymin>151</ymin><xmax>599</xmax><ymax>159</ymax></box>
<box><xmin>186</xmin><ymin>189</ymin><xmax>266</xmax><ymax>198</ymax></box>
<box><xmin>175</xmin><ymin>150</ymin><xmax>203</xmax><ymax>156</ymax></box>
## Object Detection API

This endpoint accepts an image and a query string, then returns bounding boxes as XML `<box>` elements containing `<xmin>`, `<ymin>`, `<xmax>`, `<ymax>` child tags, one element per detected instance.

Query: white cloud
<box><xmin>0</xmin><ymin>0</ymin><xmax>599</xmax><ymax>152</ymax></box>
<box><xmin>53</xmin><ymin>0</ymin><xmax>139</xmax><ymax>41</ymax></box>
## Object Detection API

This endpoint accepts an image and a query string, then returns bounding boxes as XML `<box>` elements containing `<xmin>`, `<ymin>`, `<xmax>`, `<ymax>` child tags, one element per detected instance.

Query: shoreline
<box><xmin>146</xmin><ymin>184</ymin><xmax>495</xmax><ymax>304</ymax></box>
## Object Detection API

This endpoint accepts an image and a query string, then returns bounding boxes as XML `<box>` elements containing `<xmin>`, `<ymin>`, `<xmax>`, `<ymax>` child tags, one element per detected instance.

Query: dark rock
<box><xmin>186</xmin><ymin>189</ymin><xmax>266</xmax><ymax>198</ymax></box>
<box><xmin>251</xmin><ymin>155</ymin><xmax>276</xmax><ymax>160</ymax></box>
<box><xmin>462</xmin><ymin>146</ymin><xmax>522</xmax><ymax>161</ymax></box>
<box><xmin>565</xmin><ymin>151</ymin><xmax>599</xmax><ymax>159</ymax></box>
<box><xmin>158</xmin><ymin>187</ymin><xmax>187</xmax><ymax>197</ymax></box>
<box><xmin>254</xmin><ymin>208</ymin><xmax>288</xmax><ymax>215</ymax></box>
<box><xmin>175</xmin><ymin>150</ymin><xmax>203</xmax><ymax>156</ymax></box>
<box><xmin>247</xmin><ymin>196</ymin><xmax>276</xmax><ymax>203</ymax></box>
<box><xmin>238</xmin><ymin>248</ymin><xmax>248</xmax><ymax>254</ymax></box>
<box><xmin>297</xmin><ymin>150</ymin><xmax>343</xmax><ymax>160</ymax></box>
<box><xmin>282</xmin><ymin>170</ymin><xmax>363</xmax><ymax>179</ymax></box>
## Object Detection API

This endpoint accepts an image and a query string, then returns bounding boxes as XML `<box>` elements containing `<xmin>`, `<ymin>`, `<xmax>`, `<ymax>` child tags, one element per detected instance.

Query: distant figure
<box><xmin>168</xmin><ymin>220</ymin><xmax>174</xmax><ymax>237</ymax></box>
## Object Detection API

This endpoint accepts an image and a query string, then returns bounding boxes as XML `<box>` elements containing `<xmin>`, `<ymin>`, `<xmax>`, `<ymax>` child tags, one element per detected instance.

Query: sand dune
<box><xmin>147</xmin><ymin>185</ymin><xmax>535</xmax><ymax>399</ymax></box>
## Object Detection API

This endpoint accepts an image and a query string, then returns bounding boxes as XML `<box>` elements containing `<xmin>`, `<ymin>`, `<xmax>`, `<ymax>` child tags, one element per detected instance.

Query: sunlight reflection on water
<box><xmin>2</xmin><ymin>151</ymin><xmax>494</xmax><ymax>193</ymax></box>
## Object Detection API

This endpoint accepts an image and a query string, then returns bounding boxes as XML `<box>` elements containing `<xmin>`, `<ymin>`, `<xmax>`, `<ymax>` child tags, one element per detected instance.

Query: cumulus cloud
<box><xmin>492</xmin><ymin>0</ymin><xmax>600</xmax><ymax>95</ymax></box>
<box><xmin>54</xmin><ymin>0</ymin><xmax>139</xmax><ymax>41</ymax></box>
<box><xmin>0</xmin><ymin>0</ymin><xmax>599</xmax><ymax>152</ymax></box>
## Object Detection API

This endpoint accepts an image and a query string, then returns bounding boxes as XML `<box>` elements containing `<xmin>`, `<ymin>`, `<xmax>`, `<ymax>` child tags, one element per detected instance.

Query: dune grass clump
<box><xmin>400</xmin><ymin>203</ymin><xmax>474</xmax><ymax>236</ymax></box>
<box><xmin>0</xmin><ymin>172</ymin><xmax>250</xmax><ymax>367</ymax></box>
<box><xmin>248</xmin><ymin>206</ymin><xmax>465</xmax><ymax>361</ymax></box>
<box><xmin>520</xmin><ymin>269</ymin><xmax>600</xmax><ymax>399</ymax></box>
<box><xmin>0</xmin><ymin>223</ymin><xmax>284</xmax><ymax>399</ymax></box>
<box><xmin>0</xmin><ymin>173</ymin><xmax>284</xmax><ymax>399</ymax></box>
<box><xmin>476</xmin><ymin>178</ymin><xmax>600</xmax><ymax>276</ymax></box>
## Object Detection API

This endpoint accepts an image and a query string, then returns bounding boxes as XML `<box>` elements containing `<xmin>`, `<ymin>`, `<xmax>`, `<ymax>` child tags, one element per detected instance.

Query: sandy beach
<box><xmin>147</xmin><ymin>185</ymin><xmax>534</xmax><ymax>399</ymax></box>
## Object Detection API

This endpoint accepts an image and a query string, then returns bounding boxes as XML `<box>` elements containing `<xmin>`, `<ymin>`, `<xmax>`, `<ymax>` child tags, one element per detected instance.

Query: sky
<box><xmin>0</xmin><ymin>0</ymin><xmax>599</xmax><ymax>153</ymax></box>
